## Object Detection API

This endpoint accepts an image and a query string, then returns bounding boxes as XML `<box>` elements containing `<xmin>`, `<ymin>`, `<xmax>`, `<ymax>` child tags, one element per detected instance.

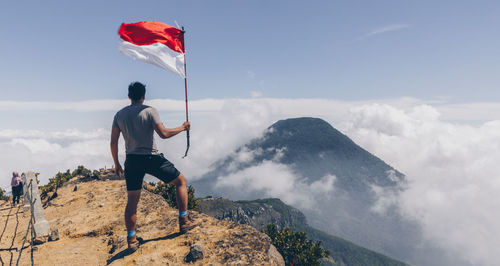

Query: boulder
<box><xmin>33</xmin><ymin>235</ymin><xmax>48</xmax><ymax>245</ymax></box>
<box><xmin>185</xmin><ymin>243</ymin><xmax>204</xmax><ymax>262</ymax></box>
<box><xmin>49</xmin><ymin>229</ymin><xmax>59</xmax><ymax>241</ymax></box>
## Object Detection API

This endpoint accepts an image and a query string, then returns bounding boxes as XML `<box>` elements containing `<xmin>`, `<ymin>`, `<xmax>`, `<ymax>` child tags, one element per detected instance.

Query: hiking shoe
<box><xmin>127</xmin><ymin>235</ymin><xmax>140</xmax><ymax>253</ymax></box>
<box><xmin>179</xmin><ymin>215</ymin><xmax>201</xmax><ymax>234</ymax></box>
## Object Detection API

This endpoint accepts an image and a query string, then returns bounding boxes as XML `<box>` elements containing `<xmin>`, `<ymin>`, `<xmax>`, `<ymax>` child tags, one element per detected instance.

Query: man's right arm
<box><xmin>110</xmin><ymin>126</ymin><xmax>123</xmax><ymax>177</ymax></box>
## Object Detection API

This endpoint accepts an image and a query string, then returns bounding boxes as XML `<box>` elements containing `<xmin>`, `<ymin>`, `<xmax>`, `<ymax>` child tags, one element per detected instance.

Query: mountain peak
<box><xmin>239</xmin><ymin>117</ymin><xmax>403</xmax><ymax>189</ymax></box>
<box><xmin>258</xmin><ymin>117</ymin><xmax>359</xmax><ymax>155</ymax></box>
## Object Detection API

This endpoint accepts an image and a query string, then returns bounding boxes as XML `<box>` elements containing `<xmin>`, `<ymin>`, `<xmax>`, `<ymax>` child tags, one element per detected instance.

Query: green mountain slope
<box><xmin>198</xmin><ymin>197</ymin><xmax>408</xmax><ymax>266</ymax></box>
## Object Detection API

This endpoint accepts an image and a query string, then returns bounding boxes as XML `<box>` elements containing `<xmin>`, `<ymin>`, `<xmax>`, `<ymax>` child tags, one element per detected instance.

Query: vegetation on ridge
<box><xmin>0</xmin><ymin>188</ymin><xmax>8</xmax><ymax>201</ymax></box>
<box><xmin>40</xmin><ymin>165</ymin><xmax>100</xmax><ymax>199</ymax></box>
<box><xmin>146</xmin><ymin>181</ymin><xmax>199</xmax><ymax>210</ymax></box>
<box><xmin>265</xmin><ymin>224</ymin><xmax>330</xmax><ymax>266</ymax></box>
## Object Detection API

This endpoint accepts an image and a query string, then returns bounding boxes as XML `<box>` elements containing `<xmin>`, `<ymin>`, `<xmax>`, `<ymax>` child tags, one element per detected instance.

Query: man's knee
<box><xmin>126</xmin><ymin>190</ymin><xmax>141</xmax><ymax>207</ymax></box>
<box><xmin>171</xmin><ymin>173</ymin><xmax>187</xmax><ymax>187</ymax></box>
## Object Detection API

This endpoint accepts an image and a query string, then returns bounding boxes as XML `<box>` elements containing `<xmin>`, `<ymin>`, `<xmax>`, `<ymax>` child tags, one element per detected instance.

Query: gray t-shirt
<box><xmin>112</xmin><ymin>104</ymin><xmax>162</xmax><ymax>155</ymax></box>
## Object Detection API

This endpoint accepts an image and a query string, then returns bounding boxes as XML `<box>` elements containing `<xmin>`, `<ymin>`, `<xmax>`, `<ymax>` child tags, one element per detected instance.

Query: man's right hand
<box><xmin>115</xmin><ymin>164</ymin><xmax>124</xmax><ymax>178</ymax></box>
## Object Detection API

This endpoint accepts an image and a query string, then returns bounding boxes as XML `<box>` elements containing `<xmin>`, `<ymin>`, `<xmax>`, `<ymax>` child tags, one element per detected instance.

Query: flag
<box><xmin>118</xmin><ymin>21</ymin><xmax>185</xmax><ymax>77</ymax></box>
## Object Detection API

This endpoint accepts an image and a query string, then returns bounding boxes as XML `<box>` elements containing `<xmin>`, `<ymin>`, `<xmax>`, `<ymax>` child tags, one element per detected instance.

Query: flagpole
<box><xmin>182</xmin><ymin>26</ymin><xmax>190</xmax><ymax>158</ymax></box>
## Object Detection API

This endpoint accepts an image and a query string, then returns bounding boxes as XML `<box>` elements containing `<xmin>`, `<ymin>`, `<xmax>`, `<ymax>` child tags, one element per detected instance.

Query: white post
<box><xmin>22</xmin><ymin>174</ymin><xmax>30</xmax><ymax>211</ymax></box>
<box><xmin>25</xmin><ymin>172</ymin><xmax>50</xmax><ymax>238</ymax></box>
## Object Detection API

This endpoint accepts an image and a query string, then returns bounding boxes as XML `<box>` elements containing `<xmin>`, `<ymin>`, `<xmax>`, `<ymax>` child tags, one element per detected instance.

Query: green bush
<box><xmin>72</xmin><ymin>165</ymin><xmax>92</xmax><ymax>177</ymax></box>
<box><xmin>40</xmin><ymin>165</ymin><xmax>92</xmax><ymax>199</ymax></box>
<box><xmin>0</xmin><ymin>187</ymin><xmax>9</xmax><ymax>201</ymax></box>
<box><xmin>147</xmin><ymin>181</ymin><xmax>199</xmax><ymax>210</ymax></box>
<box><xmin>265</xmin><ymin>224</ymin><xmax>330</xmax><ymax>266</ymax></box>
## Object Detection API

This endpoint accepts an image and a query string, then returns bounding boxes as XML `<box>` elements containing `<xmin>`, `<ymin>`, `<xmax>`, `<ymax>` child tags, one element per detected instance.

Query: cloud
<box><xmin>0</xmin><ymin>129</ymin><xmax>116</xmax><ymax>192</ymax></box>
<box><xmin>358</xmin><ymin>24</ymin><xmax>410</xmax><ymax>40</ymax></box>
<box><xmin>250</xmin><ymin>91</ymin><xmax>263</xmax><ymax>98</ymax></box>
<box><xmin>155</xmin><ymin>99</ymin><xmax>278</xmax><ymax>178</ymax></box>
<box><xmin>341</xmin><ymin>104</ymin><xmax>500</xmax><ymax>266</ymax></box>
<box><xmin>214</xmin><ymin>160</ymin><xmax>336</xmax><ymax>209</ymax></box>
<box><xmin>2</xmin><ymin>97</ymin><xmax>499</xmax><ymax>123</ymax></box>
<box><xmin>1</xmin><ymin>97</ymin><xmax>499</xmax><ymax>265</ymax></box>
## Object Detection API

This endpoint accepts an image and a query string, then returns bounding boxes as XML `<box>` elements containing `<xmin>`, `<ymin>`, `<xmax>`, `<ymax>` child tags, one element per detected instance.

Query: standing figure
<box><xmin>11</xmin><ymin>172</ymin><xmax>23</xmax><ymax>207</ymax></box>
<box><xmin>110</xmin><ymin>82</ymin><xmax>201</xmax><ymax>253</ymax></box>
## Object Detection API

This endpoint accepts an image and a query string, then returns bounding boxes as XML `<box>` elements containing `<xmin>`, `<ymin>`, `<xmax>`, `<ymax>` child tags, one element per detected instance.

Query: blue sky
<box><xmin>1</xmin><ymin>0</ymin><xmax>499</xmax><ymax>103</ymax></box>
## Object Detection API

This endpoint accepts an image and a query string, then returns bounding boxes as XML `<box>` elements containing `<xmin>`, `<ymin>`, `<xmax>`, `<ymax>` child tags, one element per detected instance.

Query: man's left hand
<box><xmin>183</xmin><ymin>121</ymin><xmax>191</xmax><ymax>131</ymax></box>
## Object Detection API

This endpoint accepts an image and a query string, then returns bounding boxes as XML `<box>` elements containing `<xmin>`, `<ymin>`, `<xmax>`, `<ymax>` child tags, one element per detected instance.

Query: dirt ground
<box><xmin>0</xmin><ymin>179</ymin><xmax>284</xmax><ymax>265</ymax></box>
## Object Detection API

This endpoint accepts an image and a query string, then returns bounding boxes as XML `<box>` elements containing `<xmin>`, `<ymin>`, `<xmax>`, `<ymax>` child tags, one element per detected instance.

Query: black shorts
<box><xmin>124</xmin><ymin>153</ymin><xmax>181</xmax><ymax>191</ymax></box>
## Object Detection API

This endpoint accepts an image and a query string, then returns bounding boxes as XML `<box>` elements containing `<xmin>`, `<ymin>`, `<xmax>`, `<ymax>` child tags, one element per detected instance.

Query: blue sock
<box><xmin>179</xmin><ymin>211</ymin><xmax>188</xmax><ymax>217</ymax></box>
<box><xmin>127</xmin><ymin>230</ymin><xmax>136</xmax><ymax>238</ymax></box>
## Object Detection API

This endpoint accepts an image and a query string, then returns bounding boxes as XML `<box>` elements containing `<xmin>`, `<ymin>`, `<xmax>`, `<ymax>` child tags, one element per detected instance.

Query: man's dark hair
<box><xmin>128</xmin><ymin>82</ymin><xmax>146</xmax><ymax>101</ymax></box>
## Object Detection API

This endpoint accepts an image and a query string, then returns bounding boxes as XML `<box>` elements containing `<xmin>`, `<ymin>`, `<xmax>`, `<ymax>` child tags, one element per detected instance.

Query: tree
<box><xmin>147</xmin><ymin>181</ymin><xmax>199</xmax><ymax>210</ymax></box>
<box><xmin>265</xmin><ymin>224</ymin><xmax>330</xmax><ymax>266</ymax></box>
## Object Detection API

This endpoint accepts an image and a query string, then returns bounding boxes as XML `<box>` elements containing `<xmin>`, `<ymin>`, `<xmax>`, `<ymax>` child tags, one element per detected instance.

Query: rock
<box><xmin>33</xmin><ymin>235</ymin><xmax>48</xmax><ymax>245</ymax></box>
<box><xmin>268</xmin><ymin>244</ymin><xmax>285</xmax><ymax>266</ymax></box>
<box><xmin>98</xmin><ymin>203</ymin><xmax>104</xmax><ymax>208</ymax></box>
<box><xmin>185</xmin><ymin>243</ymin><xmax>204</xmax><ymax>263</ymax></box>
<box><xmin>49</xmin><ymin>229</ymin><xmax>59</xmax><ymax>241</ymax></box>
<box><xmin>108</xmin><ymin>236</ymin><xmax>126</xmax><ymax>254</ymax></box>
<box><xmin>73</xmin><ymin>185</ymin><xmax>79</xmax><ymax>192</ymax></box>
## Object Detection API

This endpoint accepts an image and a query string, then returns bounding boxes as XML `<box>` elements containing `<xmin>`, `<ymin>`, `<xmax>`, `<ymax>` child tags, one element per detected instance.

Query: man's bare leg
<box><xmin>125</xmin><ymin>189</ymin><xmax>141</xmax><ymax>252</ymax></box>
<box><xmin>125</xmin><ymin>190</ymin><xmax>142</xmax><ymax>231</ymax></box>
<box><xmin>170</xmin><ymin>173</ymin><xmax>201</xmax><ymax>233</ymax></box>
<box><xmin>170</xmin><ymin>174</ymin><xmax>188</xmax><ymax>212</ymax></box>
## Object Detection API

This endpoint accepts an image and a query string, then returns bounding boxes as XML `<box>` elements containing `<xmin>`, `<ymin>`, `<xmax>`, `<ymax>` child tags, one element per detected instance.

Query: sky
<box><xmin>1</xmin><ymin>0</ymin><xmax>500</xmax><ymax>103</ymax></box>
<box><xmin>1</xmin><ymin>1</ymin><xmax>500</xmax><ymax>265</ymax></box>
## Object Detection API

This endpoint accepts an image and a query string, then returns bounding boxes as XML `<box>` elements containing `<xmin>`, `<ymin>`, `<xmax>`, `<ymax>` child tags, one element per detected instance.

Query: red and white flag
<box><xmin>118</xmin><ymin>21</ymin><xmax>185</xmax><ymax>77</ymax></box>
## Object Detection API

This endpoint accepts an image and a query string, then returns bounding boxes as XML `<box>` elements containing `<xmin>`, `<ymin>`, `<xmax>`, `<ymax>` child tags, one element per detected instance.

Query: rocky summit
<box><xmin>0</xmin><ymin>177</ymin><xmax>284</xmax><ymax>265</ymax></box>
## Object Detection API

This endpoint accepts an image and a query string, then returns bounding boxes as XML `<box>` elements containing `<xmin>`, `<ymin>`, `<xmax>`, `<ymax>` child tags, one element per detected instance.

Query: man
<box><xmin>110</xmin><ymin>82</ymin><xmax>201</xmax><ymax>253</ymax></box>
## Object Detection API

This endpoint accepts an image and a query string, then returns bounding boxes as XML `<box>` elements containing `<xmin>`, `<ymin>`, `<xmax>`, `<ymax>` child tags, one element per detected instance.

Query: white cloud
<box><xmin>214</xmin><ymin>160</ymin><xmax>336</xmax><ymax>209</ymax></box>
<box><xmin>342</xmin><ymin>104</ymin><xmax>500</xmax><ymax>266</ymax></box>
<box><xmin>155</xmin><ymin>99</ymin><xmax>277</xmax><ymax>178</ymax></box>
<box><xmin>250</xmin><ymin>90</ymin><xmax>263</xmax><ymax>98</ymax></box>
<box><xmin>2</xmin><ymin>97</ymin><xmax>499</xmax><ymax>123</ymax></box>
<box><xmin>358</xmin><ymin>24</ymin><xmax>410</xmax><ymax>40</ymax></box>
<box><xmin>0</xmin><ymin>129</ymin><xmax>116</xmax><ymax>192</ymax></box>
<box><xmin>1</xmin><ymin>97</ymin><xmax>500</xmax><ymax>265</ymax></box>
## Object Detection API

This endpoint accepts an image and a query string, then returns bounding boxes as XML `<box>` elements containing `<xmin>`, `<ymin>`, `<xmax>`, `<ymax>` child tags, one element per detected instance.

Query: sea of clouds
<box><xmin>1</xmin><ymin>97</ymin><xmax>499</xmax><ymax>265</ymax></box>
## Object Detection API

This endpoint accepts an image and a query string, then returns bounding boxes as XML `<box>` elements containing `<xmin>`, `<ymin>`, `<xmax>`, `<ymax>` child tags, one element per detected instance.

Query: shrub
<box><xmin>92</xmin><ymin>170</ymin><xmax>101</xmax><ymax>179</ymax></box>
<box><xmin>72</xmin><ymin>165</ymin><xmax>91</xmax><ymax>177</ymax></box>
<box><xmin>40</xmin><ymin>165</ymin><xmax>92</xmax><ymax>199</ymax></box>
<box><xmin>0</xmin><ymin>187</ymin><xmax>9</xmax><ymax>201</ymax></box>
<box><xmin>147</xmin><ymin>181</ymin><xmax>199</xmax><ymax>210</ymax></box>
<box><xmin>265</xmin><ymin>224</ymin><xmax>330</xmax><ymax>266</ymax></box>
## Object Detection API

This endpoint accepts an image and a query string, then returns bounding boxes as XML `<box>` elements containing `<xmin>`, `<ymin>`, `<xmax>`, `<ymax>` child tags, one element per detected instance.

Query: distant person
<box><xmin>11</xmin><ymin>172</ymin><xmax>23</xmax><ymax>207</ymax></box>
<box><xmin>110</xmin><ymin>82</ymin><xmax>201</xmax><ymax>253</ymax></box>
